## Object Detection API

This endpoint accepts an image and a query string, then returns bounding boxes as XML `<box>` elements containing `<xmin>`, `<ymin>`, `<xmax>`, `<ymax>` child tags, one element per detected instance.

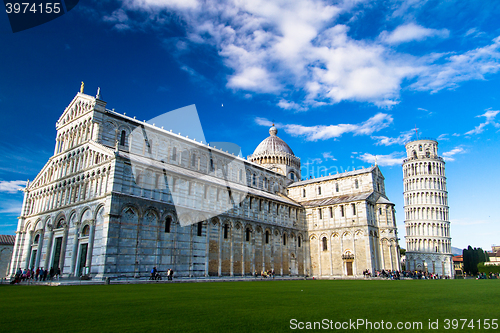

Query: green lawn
<box><xmin>0</xmin><ymin>279</ymin><xmax>498</xmax><ymax>332</ymax></box>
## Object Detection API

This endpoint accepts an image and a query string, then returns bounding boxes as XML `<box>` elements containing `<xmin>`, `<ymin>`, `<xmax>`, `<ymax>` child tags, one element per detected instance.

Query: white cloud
<box><xmin>442</xmin><ymin>146</ymin><xmax>465</xmax><ymax>161</ymax></box>
<box><xmin>302</xmin><ymin>157</ymin><xmax>323</xmax><ymax>166</ymax></box>
<box><xmin>277</xmin><ymin>99</ymin><xmax>307</xmax><ymax>111</ymax></box>
<box><xmin>0</xmin><ymin>200</ymin><xmax>22</xmax><ymax>214</ymax></box>
<box><xmin>371</xmin><ymin>130</ymin><xmax>414</xmax><ymax>146</ymax></box>
<box><xmin>0</xmin><ymin>180</ymin><xmax>26</xmax><ymax>193</ymax></box>
<box><xmin>437</xmin><ymin>134</ymin><xmax>449</xmax><ymax>141</ymax></box>
<box><xmin>322</xmin><ymin>152</ymin><xmax>337</xmax><ymax>161</ymax></box>
<box><xmin>464</xmin><ymin>28</ymin><xmax>485</xmax><ymax>39</ymax></box>
<box><xmin>105</xmin><ymin>0</ymin><xmax>500</xmax><ymax>108</ymax></box>
<box><xmin>358</xmin><ymin>152</ymin><xmax>405</xmax><ymax>166</ymax></box>
<box><xmin>256</xmin><ymin>112</ymin><xmax>393</xmax><ymax>141</ymax></box>
<box><xmin>255</xmin><ymin>117</ymin><xmax>274</xmax><ymax>127</ymax></box>
<box><xmin>412</xmin><ymin>37</ymin><xmax>500</xmax><ymax>93</ymax></box>
<box><xmin>465</xmin><ymin>109</ymin><xmax>500</xmax><ymax>135</ymax></box>
<box><xmin>380</xmin><ymin>23</ymin><xmax>449</xmax><ymax>45</ymax></box>
<box><xmin>103</xmin><ymin>8</ymin><xmax>132</xmax><ymax>30</ymax></box>
<box><xmin>126</xmin><ymin>0</ymin><xmax>199</xmax><ymax>10</ymax></box>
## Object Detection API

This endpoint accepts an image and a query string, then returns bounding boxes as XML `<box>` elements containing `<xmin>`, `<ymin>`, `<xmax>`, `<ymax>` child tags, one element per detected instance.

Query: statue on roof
<box><xmin>80</xmin><ymin>81</ymin><xmax>84</xmax><ymax>94</ymax></box>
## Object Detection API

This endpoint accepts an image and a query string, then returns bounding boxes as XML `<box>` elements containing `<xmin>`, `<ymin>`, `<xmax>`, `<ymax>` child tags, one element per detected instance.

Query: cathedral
<box><xmin>9</xmin><ymin>87</ymin><xmax>400</xmax><ymax>279</ymax></box>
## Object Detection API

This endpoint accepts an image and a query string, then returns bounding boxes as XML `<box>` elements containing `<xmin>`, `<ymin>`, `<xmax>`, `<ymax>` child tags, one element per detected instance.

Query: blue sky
<box><xmin>1</xmin><ymin>0</ymin><xmax>499</xmax><ymax>251</ymax></box>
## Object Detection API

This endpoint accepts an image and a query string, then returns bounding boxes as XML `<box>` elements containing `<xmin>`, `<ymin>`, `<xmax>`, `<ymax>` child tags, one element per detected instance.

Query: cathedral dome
<box><xmin>253</xmin><ymin>126</ymin><xmax>294</xmax><ymax>156</ymax></box>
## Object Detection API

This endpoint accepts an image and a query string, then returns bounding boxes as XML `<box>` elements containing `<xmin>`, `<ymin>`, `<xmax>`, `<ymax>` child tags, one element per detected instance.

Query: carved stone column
<box><xmin>230</xmin><ymin>223</ymin><xmax>234</xmax><ymax>277</ymax></box>
<box><xmin>85</xmin><ymin>220</ymin><xmax>96</xmax><ymax>274</ymax></box>
<box><xmin>44</xmin><ymin>225</ymin><xmax>54</xmax><ymax>269</ymax></box>
<box><xmin>23</xmin><ymin>231</ymin><xmax>33</xmax><ymax>270</ymax></box>
<box><xmin>59</xmin><ymin>226</ymin><xmax>69</xmax><ymax>273</ymax></box>
<box><xmin>69</xmin><ymin>222</ymin><xmax>81</xmax><ymax>276</ymax></box>
<box><xmin>34</xmin><ymin>231</ymin><xmax>44</xmax><ymax>269</ymax></box>
<box><xmin>205</xmin><ymin>220</ymin><xmax>210</xmax><ymax>277</ymax></box>
<box><xmin>218</xmin><ymin>222</ymin><xmax>222</xmax><ymax>277</ymax></box>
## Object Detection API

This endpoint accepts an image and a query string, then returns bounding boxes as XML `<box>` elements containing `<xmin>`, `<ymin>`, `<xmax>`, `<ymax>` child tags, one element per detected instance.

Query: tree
<box><xmin>463</xmin><ymin>246</ymin><xmax>489</xmax><ymax>276</ymax></box>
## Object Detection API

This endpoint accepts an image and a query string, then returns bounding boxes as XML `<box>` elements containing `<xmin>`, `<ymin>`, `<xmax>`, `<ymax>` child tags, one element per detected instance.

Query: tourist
<box><xmin>150</xmin><ymin>267</ymin><xmax>157</xmax><ymax>280</ymax></box>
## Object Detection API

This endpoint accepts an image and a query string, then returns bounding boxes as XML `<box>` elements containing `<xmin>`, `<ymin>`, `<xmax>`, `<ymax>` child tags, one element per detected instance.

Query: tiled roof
<box><xmin>487</xmin><ymin>251</ymin><xmax>500</xmax><ymax>258</ymax></box>
<box><xmin>452</xmin><ymin>255</ymin><xmax>463</xmax><ymax>262</ymax></box>
<box><xmin>298</xmin><ymin>192</ymin><xmax>394</xmax><ymax>208</ymax></box>
<box><xmin>288</xmin><ymin>166</ymin><xmax>377</xmax><ymax>188</ymax></box>
<box><xmin>0</xmin><ymin>235</ymin><xmax>15</xmax><ymax>245</ymax></box>
<box><xmin>299</xmin><ymin>192</ymin><xmax>373</xmax><ymax>208</ymax></box>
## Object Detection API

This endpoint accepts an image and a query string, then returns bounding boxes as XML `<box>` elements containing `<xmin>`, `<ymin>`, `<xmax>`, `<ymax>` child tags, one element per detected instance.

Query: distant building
<box><xmin>452</xmin><ymin>255</ymin><xmax>463</xmax><ymax>276</ymax></box>
<box><xmin>403</xmin><ymin>139</ymin><xmax>453</xmax><ymax>277</ymax></box>
<box><xmin>0</xmin><ymin>235</ymin><xmax>15</xmax><ymax>279</ymax></box>
<box><xmin>485</xmin><ymin>246</ymin><xmax>500</xmax><ymax>266</ymax></box>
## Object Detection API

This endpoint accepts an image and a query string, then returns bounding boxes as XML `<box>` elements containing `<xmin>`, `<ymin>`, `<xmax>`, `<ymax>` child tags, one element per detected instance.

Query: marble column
<box><xmin>329</xmin><ymin>235</ymin><xmax>333</xmax><ymax>276</ymax></box>
<box><xmin>280</xmin><ymin>233</ymin><xmax>283</xmax><ymax>276</ymax></box>
<box><xmin>59</xmin><ymin>227</ymin><xmax>69</xmax><ymax>273</ymax></box>
<box><xmin>388</xmin><ymin>243</ymin><xmax>393</xmax><ymax>271</ymax></box>
<box><xmin>204</xmin><ymin>220</ymin><xmax>209</xmax><ymax>277</ymax></box>
<box><xmin>241</xmin><ymin>227</ymin><xmax>245</xmax><ymax>277</ymax></box>
<box><xmin>69</xmin><ymin>222</ymin><xmax>80</xmax><ymax>276</ymax></box>
<box><xmin>44</xmin><ymin>227</ymin><xmax>54</xmax><ymax>269</ymax></box>
<box><xmin>34</xmin><ymin>232</ymin><xmax>44</xmax><ymax>269</ymax></box>
<box><xmin>85</xmin><ymin>220</ymin><xmax>96</xmax><ymax>274</ymax></box>
<box><xmin>23</xmin><ymin>231</ymin><xmax>33</xmax><ymax>270</ymax></box>
<box><xmin>218</xmin><ymin>222</ymin><xmax>222</xmax><ymax>277</ymax></box>
<box><xmin>10</xmin><ymin>231</ymin><xmax>21</xmax><ymax>276</ymax></box>
<box><xmin>230</xmin><ymin>224</ymin><xmax>234</xmax><ymax>277</ymax></box>
<box><xmin>318</xmin><ymin>237</ymin><xmax>322</xmax><ymax>277</ymax></box>
<box><xmin>379</xmin><ymin>239</ymin><xmax>385</xmax><ymax>270</ymax></box>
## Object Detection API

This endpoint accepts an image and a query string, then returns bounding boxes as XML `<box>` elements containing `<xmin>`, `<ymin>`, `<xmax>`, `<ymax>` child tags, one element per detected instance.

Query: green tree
<box><xmin>463</xmin><ymin>246</ymin><xmax>489</xmax><ymax>276</ymax></box>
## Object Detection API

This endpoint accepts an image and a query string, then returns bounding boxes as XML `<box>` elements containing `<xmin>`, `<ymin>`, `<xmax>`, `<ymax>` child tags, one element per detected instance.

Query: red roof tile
<box><xmin>0</xmin><ymin>235</ymin><xmax>15</xmax><ymax>245</ymax></box>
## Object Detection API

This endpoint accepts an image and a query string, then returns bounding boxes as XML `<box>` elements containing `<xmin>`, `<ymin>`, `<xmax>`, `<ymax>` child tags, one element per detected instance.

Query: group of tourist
<box><xmin>256</xmin><ymin>270</ymin><xmax>275</xmax><ymax>279</ymax></box>
<box><xmin>11</xmin><ymin>267</ymin><xmax>61</xmax><ymax>284</ymax></box>
<box><xmin>361</xmin><ymin>269</ymin><xmax>453</xmax><ymax>280</ymax></box>
<box><xmin>476</xmin><ymin>272</ymin><xmax>499</xmax><ymax>279</ymax></box>
<box><xmin>401</xmin><ymin>270</ymin><xmax>449</xmax><ymax>279</ymax></box>
<box><xmin>149</xmin><ymin>267</ymin><xmax>175</xmax><ymax>281</ymax></box>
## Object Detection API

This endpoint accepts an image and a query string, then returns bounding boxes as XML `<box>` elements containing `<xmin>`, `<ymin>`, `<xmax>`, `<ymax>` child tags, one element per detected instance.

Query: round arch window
<box><xmin>81</xmin><ymin>225</ymin><xmax>90</xmax><ymax>237</ymax></box>
<box><xmin>56</xmin><ymin>219</ymin><xmax>65</xmax><ymax>229</ymax></box>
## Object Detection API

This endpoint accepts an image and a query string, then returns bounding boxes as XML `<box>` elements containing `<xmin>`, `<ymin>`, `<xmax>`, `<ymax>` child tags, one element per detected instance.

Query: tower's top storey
<box><xmin>404</xmin><ymin>139</ymin><xmax>440</xmax><ymax>161</ymax></box>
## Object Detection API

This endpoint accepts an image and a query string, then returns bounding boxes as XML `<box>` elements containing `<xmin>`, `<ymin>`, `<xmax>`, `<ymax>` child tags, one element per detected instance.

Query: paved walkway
<box><xmin>1</xmin><ymin>275</ymin><xmax>310</xmax><ymax>286</ymax></box>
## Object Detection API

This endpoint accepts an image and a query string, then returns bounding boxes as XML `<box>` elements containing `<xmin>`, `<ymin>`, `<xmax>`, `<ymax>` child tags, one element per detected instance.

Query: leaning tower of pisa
<box><xmin>403</xmin><ymin>139</ymin><xmax>453</xmax><ymax>277</ymax></box>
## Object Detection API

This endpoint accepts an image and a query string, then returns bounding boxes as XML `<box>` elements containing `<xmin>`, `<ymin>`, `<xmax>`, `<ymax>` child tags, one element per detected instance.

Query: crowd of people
<box><xmin>11</xmin><ymin>267</ymin><xmax>61</xmax><ymax>284</ymax></box>
<box><xmin>362</xmin><ymin>269</ymin><xmax>452</xmax><ymax>280</ymax></box>
<box><xmin>256</xmin><ymin>270</ymin><xmax>275</xmax><ymax>278</ymax></box>
<box><xmin>475</xmin><ymin>272</ymin><xmax>499</xmax><ymax>279</ymax></box>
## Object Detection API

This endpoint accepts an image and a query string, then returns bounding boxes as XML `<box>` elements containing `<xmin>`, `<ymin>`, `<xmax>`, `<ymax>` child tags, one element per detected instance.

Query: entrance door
<box><xmin>29</xmin><ymin>249</ymin><xmax>37</xmax><ymax>269</ymax></box>
<box><xmin>51</xmin><ymin>237</ymin><xmax>63</xmax><ymax>270</ymax></box>
<box><xmin>346</xmin><ymin>262</ymin><xmax>353</xmax><ymax>276</ymax></box>
<box><xmin>77</xmin><ymin>243</ymin><xmax>88</xmax><ymax>276</ymax></box>
<box><xmin>291</xmin><ymin>258</ymin><xmax>297</xmax><ymax>275</ymax></box>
